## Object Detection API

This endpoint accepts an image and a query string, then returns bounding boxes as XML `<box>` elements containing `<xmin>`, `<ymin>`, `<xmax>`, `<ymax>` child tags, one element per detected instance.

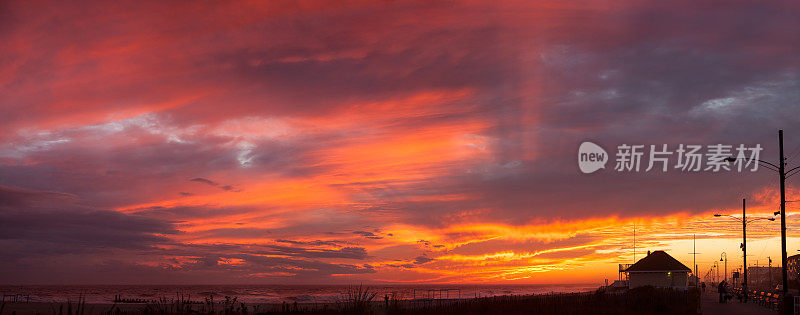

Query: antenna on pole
<box><xmin>688</xmin><ymin>234</ymin><xmax>701</xmax><ymax>287</ymax></box>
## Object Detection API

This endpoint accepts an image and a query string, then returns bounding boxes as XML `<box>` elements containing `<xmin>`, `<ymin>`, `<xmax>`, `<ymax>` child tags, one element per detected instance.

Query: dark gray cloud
<box><xmin>159</xmin><ymin>242</ymin><xmax>367</xmax><ymax>261</ymax></box>
<box><xmin>353</xmin><ymin>231</ymin><xmax>383</xmax><ymax>240</ymax></box>
<box><xmin>131</xmin><ymin>205</ymin><xmax>255</xmax><ymax>221</ymax></box>
<box><xmin>314</xmin><ymin>0</ymin><xmax>800</xmax><ymax>226</ymax></box>
<box><xmin>253</xmin><ymin>245</ymin><xmax>367</xmax><ymax>260</ymax></box>
<box><xmin>0</xmin><ymin>256</ymin><xmax>376</xmax><ymax>285</ymax></box>
<box><xmin>190</xmin><ymin>178</ymin><xmax>239</xmax><ymax>192</ymax></box>
<box><xmin>0</xmin><ymin>184</ymin><xmax>75</xmax><ymax>207</ymax></box>
<box><xmin>276</xmin><ymin>239</ymin><xmax>344</xmax><ymax>247</ymax></box>
<box><xmin>190</xmin><ymin>177</ymin><xmax>219</xmax><ymax>186</ymax></box>
<box><xmin>0</xmin><ymin>185</ymin><xmax>178</xmax><ymax>262</ymax></box>
<box><xmin>413</xmin><ymin>256</ymin><xmax>434</xmax><ymax>265</ymax></box>
<box><xmin>0</xmin><ymin>130</ymin><xmax>242</xmax><ymax>208</ymax></box>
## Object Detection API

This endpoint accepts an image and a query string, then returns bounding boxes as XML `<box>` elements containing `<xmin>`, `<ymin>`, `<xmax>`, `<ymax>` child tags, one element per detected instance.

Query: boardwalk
<box><xmin>700</xmin><ymin>289</ymin><xmax>776</xmax><ymax>315</ymax></box>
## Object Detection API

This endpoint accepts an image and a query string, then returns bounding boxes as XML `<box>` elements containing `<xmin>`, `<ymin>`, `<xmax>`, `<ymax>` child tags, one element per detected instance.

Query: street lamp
<box><xmin>721</xmin><ymin>252</ymin><xmax>727</xmax><ymax>285</ymax></box>
<box><xmin>723</xmin><ymin>130</ymin><xmax>800</xmax><ymax>296</ymax></box>
<box><xmin>713</xmin><ymin>197</ymin><xmax>776</xmax><ymax>302</ymax></box>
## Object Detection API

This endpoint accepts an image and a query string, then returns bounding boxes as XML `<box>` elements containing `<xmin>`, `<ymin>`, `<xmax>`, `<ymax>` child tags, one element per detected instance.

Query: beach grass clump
<box><xmin>336</xmin><ymin>284</ymin><xmax>376</xmax><ymax>314</ymax></box>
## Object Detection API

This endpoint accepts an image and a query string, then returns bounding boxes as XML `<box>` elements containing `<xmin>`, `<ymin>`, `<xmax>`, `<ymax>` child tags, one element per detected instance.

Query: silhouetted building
<box><xmin>788</xmin><ymin>254</ymin><xmax>800</xmax><ymax>281</ymax></box>
<box><xmin>625</xmin><ymin>250</ymin><xmax>691</xmax><ymax>290</ymax></box>
<box><xmin>788</xmin><ymin>254</ymin><xmax>800</xmax><ymax>290</ymax></box>
<box><xmin>747</xmin><ymin>266</ymin><xmax>781</xmax><ymax>290</ymax></box>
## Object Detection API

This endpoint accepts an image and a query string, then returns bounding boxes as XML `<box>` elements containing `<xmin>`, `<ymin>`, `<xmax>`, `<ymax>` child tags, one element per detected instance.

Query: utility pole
<box><xmin>779</xmin><ymin>130</ymin><xmax>788</xmax><ymax>296</ymax></box>
<box><xmin>743</xmin><ymin>198</ymin><xmax>748</xmax><ymax>301</ymax></box>
<box><xmin>721</xmin><ymin>252</ymin><xmax>727</xmax><ymax>284</ymax></box>
<box><xmin>689</xmin><ymin>234</ymin><xmax>700</xmax><ymax>287</ymax></box>
<box><xmin>725</xmin><ymin>130</ymin><xmax>794</xmax><ymax>297</ymax></box>
<box><xmin>713</xmin><ymin>198</ymin><xmax>776</xmax><ymax>301</ymax></box>
<box><xmin>725</xmin><ymin>255</ymin><xmax>727</xmax><ymax>285</ymax></box>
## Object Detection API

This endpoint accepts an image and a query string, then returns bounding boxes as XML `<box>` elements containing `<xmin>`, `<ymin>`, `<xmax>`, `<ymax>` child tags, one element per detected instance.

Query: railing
<box><xmin>2</xmin><ymin>294</ymin><xmax>30</xmax><ymax>303</ymax></box>
<box><xmin>410</xmin><ymin>289</ymin><xmax>462</xmax><ymax>308</ymax></box>
<box><xmin>730</xmin><ymin>287</ymin><xmax>782</xmax><ymax>310</ymax></box>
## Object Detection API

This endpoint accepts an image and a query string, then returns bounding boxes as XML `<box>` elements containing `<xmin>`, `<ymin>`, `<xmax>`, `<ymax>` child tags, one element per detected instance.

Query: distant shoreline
<box><xmin>2</xmin><ymin>292</ymin><xmax>595</xmax><ymax>314</ymax></box>
<box><xmin>0</xmin><ymin>283</ymin><xmax>600</xmax><ymax>304</ymax></box>
<box><xmin>1</xmin><ymin>287</ymin><xmax>698</xmax><ymax>315</ymax></box>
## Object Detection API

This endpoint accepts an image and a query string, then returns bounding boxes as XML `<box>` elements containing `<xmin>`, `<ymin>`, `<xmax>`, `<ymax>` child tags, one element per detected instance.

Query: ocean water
<box><xmin>0</xmin><ymin>284</ymin><xmax>600</xmax><ymax>304</ymax></box>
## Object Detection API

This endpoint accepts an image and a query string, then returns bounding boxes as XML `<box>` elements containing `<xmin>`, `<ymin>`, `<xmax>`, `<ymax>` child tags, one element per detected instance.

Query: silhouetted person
<box><xmin>701</xmin><ymin>282</ymin><xmax>706</xmax><ymax>293</ymax></box>
<box><xmin>718</xmin><ymin>281</ymin><xmax>726</xmax><ymax>303</ymax></box>
<box><xmin>724</xmin><ymin>281</ymin><xmax>731</xmax><ymax>302</ymax></box>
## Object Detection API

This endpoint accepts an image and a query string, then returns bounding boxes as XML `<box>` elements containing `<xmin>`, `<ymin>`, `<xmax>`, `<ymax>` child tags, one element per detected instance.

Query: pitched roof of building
<box><xmin>624</xmin><ymin>250</ymin><xmax>691</xmax><ymax>272</ymax></box>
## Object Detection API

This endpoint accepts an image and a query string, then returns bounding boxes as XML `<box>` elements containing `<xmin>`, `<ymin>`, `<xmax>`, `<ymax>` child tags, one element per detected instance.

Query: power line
<box><xmin>786</xmin><ymin>142</ymin><xmax>800</xmax><ymax>162</ymax></box>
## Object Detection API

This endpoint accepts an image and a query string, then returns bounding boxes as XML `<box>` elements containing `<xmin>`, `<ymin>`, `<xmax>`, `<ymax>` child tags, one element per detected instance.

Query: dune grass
<box><xmin>9</xmin><ymin>285</ymin><xmax>697</xmax><ymax>315</ymax></box>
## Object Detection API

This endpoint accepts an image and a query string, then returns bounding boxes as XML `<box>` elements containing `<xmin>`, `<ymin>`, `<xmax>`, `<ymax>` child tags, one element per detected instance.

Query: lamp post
<box><xmin>721</xmin><ymin>252</ymin><xmax>727</xmax><ymax>285</ymax></box>
<box><xmin>714</xmin><ymin>198</ymin><xmax>775</xmax><ymax>302</ymax></box>
<box><xmin>725</xmin><ymin>130</ymin><xmax>800</xmax><ymax>296</ymax></box>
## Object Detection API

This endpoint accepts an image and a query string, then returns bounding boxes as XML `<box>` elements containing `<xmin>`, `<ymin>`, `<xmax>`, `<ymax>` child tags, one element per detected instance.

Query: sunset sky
<box><xmin>2</xmin><ymin>0</ymin><xmax>800</xmax><ymax>285</ymax></box>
